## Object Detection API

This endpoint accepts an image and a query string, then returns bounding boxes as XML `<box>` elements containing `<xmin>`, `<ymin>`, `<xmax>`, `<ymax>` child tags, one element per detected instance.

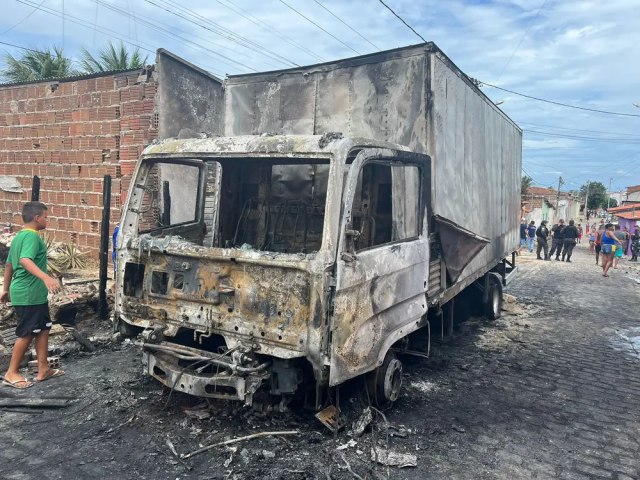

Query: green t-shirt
<box><xmin>7</xmin><ymin>229</ymin><xmax>49</xmax><ymax>306</ymax></box>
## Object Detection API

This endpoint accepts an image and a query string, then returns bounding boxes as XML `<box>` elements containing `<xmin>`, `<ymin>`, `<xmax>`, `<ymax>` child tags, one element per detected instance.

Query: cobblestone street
<box><xmin>1</xmin><ymin>242</ymin><xmax>639</xmax><ymax>479</ymax></box>
<box><xmin>396</xmin><ymin>241</ymin><xmax>640</xmax><ymax>479</ymax></box>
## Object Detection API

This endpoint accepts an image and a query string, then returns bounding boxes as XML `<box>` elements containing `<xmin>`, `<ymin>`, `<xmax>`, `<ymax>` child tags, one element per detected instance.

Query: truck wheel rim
<box><xmin>492</xmin><ymin>288</ymin><xmax>500</xmax><ymax>316</ymax></box>
<box><xmin>383</xmin><ymin>358</ymin><xmax>403</xmax><ymax>402</ymax></box>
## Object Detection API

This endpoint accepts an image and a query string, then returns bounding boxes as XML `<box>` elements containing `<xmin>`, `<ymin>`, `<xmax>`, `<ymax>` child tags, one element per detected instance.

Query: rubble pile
<box><xmin>0</xmin><ymin>232</ymin><xmax>16</xmax><ymax>262</ymax></box>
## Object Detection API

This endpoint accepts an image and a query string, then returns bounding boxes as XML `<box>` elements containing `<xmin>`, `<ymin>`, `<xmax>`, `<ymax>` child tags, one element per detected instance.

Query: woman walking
<box><xmin>601</xmin><ymin>223</ymin><xmax>621</xmax><ymax>277</ymax></box>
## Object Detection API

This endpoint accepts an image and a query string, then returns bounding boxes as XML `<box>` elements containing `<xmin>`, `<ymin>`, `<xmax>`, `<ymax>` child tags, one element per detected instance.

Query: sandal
<box><xmin>33</xmin><ymin>369</ymin><xmax>65</xmax><ymax>383</ymax></box>
<box><xmin>2</xmin><ymin>377</ymin><xmax>34</xmax><ymax>389</ymax></box>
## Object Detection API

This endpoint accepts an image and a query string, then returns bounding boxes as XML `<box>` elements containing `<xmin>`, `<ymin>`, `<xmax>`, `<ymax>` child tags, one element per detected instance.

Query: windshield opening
<box><xmin>213</xmin><ymin>158</ymin><xmax>330</xmax><ymax>254</ymax></box>
<box><xmin>137</xmin><ymin>161</ymin><xmax>204</xmax><ymax>243</ymax></box>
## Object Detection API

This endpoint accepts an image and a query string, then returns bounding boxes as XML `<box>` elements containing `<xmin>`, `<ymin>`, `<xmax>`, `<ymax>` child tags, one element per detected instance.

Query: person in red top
<box><xmin>594</xmin><ymin>225</ymin><xmax>604</xmax><ymax>266</ymax></box>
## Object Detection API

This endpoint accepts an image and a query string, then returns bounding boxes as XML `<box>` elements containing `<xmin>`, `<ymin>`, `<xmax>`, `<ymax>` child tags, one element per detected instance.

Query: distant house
<box><xmin>522</xmin><ymin>186</ymin><xmax>581</xmax><ymax>226</ymax></box>
<box><xmin>625</xmin><ymin>184</ymin><xmax>640</xmax><ymax>203</ymax></box>
<box><xmin>608</xmin><ymin>202</ymin><xmax>640</xmax><ymax>255</ymax></box>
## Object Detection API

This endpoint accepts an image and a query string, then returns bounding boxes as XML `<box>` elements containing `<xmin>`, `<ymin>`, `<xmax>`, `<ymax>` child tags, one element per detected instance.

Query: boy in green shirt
<box><xmin>2</xmin><ymin>202</ymin><xmax>62</xmax><ymax>389</ymax></box>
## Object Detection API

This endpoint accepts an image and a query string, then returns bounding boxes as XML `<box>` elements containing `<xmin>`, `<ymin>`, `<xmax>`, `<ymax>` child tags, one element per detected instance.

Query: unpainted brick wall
<box><xmin>0</xmin><ymin>71</ymin><xmax>158</xmax><ymax>256</ymax></box>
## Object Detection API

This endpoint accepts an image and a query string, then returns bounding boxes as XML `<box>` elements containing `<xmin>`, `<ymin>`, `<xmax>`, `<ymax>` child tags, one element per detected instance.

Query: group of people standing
<box><xmin>519</xmin><ymin>218</ymin><xmax>579</xmax><ymax>262</ymax></box>
<box><xmin>587</xmin><ymin>222</ymin><xmax>640</xmax><ymax>269</ymax></box>
<box><xmin>519</xmin><ymin>218</ymin><xmax>640</xmax><ymax>276</ymax></box>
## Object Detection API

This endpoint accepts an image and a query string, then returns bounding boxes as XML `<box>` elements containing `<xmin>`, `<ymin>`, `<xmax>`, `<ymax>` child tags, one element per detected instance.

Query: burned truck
<box><xmin>114</xmin><ymin>43</ymin><xmax>521</xmax><ymax>410</ymax></box>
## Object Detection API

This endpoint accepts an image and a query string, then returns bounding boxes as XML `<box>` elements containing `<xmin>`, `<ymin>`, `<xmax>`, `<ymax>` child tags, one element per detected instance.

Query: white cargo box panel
<box><xmin>224</xmin><ymin>43</ymin><xmax>522</xmax><ymax>286</ymax></box>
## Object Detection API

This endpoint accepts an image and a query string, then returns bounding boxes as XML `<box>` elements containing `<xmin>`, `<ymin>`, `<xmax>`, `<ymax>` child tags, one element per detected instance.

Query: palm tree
<box><xmin>79</xmin><ymin>41</ymin><xmax>147</xmax><ymax>73</ymax></box>
<box><xmin>1</xmin><ymin>46</ymin><xmax>75</xmax><ymax>82</ymax></box>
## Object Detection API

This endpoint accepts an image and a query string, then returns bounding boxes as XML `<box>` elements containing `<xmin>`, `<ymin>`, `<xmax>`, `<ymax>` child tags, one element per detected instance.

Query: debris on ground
<box><xmin>371</xmin><ymin>447</ymin><xmax>418</xmax><ymax>468</ymax></box>
<box><xmin>316</xmin><ymin>404</ymin><xmax>347</xmax><ymax>432</ymax></box>
<box><xmin>181</xmin><ymin>430</ymin><xmax>300</xmax><ymax>459</ymax></box>
<box><xmin>350</xmin><ymin>407</ymin><xmax>373</xmax><ymax>437</ymax></box>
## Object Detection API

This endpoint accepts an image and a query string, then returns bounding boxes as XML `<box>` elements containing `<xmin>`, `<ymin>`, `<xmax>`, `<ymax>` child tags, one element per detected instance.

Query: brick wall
<box><xmin>0</xmin><ymin>70</ymin><xmax>158</xmax><ymax>255</ymax></box>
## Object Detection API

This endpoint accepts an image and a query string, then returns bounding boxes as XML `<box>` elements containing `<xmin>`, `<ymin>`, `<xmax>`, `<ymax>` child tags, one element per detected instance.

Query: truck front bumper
<box><xmin>142</xmin><ymin>344</ymin><xmax>269</xmax><ymax>405</ymax></box>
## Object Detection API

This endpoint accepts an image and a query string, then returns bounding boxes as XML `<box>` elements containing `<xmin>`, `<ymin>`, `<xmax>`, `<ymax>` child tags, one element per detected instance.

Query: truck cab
<box><xmin>114</xmin><ymin>133</ymin><xmax>433</xmax><ymax>409</ymax></box>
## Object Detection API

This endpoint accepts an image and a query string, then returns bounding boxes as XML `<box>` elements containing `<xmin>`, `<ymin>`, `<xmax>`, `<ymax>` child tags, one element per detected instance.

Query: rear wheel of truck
<box><xmin>484</xmin><ymin>275</ymin><xmax>503</xmax><ymax>320</ymax></box>
<box><xmin>368</xmin><ymin>350</ymin><xmax>403</xmax><ymax>409</ymax></box>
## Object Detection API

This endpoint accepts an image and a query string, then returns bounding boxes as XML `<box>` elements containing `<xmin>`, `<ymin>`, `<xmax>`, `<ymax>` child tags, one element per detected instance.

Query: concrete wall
<box><xmin>627</xmin><ymin>191</ymin><xmax>640</xmax><ymax>202</ymax></box>
<box><xmin>0</xmin><ymin>70</ymin><xmax>158</xmax><ymax>253</ymax></box>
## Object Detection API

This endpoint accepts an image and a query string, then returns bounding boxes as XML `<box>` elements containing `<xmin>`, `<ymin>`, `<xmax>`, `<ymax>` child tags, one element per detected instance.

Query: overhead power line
<box><xmin>215</xmin><ymin>0</ymin><xmax>325</xmax><ymax>63</ymax></box>
<box><xmin>0</xmin><ymin>40</ymin><xmax>41</xmax><ymax>53</ymax></box>
<box><xmin>16</xmin><ymin>0</ymin><xmax>155</xmax><ymax>54</ymax></box>
<box><xmin>279</xmin><ymin>0</ymin><xmax>361</xmax><ymax>55</ymax></box>
<box><xmin>524</xmin><ymin>129</ymin><xmax>640</xmax><ymax>144</ymax></box>
<box><xmin>519</xmin><ymin>122</ymin><xmax>640</xmax><ymax>139</ymax></box>
<box><xmin>497</xmin><ymin>0</ymin><xmax>548</xmax><ymax>80</ymax></box>
<box><xmin>93</xmin><ymin>0</ymin><xmax>260</xmax><ymax>73</ymax></box>
<box><xmin>521</xmin><ymin>167</ymin><xmax>544</xmax><ymax>187</ymax></box>
<box><xmin>146</xmin><ymin>0</ymin><xmax>299</xmax><ymax>68</ymax></box>
<box><xmin>311</xmin><ymin>0</ymin><xmax>380</xmax><ymax>50</ymax></box>
<box><xmin>377</xmin><ymin>0</ymin><xmax>426</xmax><ymax>43</ymax></box>
<box><xmin>1</xmin><ymin>0</ymin><xmax>46</xmax><ymax>35</ymax></box>
<box><xmin>479</xmin><ymin>81</ymin><xmax>640</xmax><ymax>118</ymax></box>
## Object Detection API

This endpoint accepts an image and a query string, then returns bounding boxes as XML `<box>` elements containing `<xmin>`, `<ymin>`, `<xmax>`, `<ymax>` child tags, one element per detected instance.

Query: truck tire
<box><xmin>368</xmin><ymin>350</ymin><xmax>403</xmax><ymax>409</ymax></box>
<box><xmin>484</xmin><ymin>275</ymin><xmax>503</xmax><ymax>320</ymax></box>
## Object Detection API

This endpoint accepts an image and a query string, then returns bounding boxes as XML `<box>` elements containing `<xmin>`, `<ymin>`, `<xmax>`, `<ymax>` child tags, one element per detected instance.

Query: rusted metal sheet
<box><xmin>434</xmin><ymin>215</ymin><xmax>490</xmax><ymax>284</ymax></box>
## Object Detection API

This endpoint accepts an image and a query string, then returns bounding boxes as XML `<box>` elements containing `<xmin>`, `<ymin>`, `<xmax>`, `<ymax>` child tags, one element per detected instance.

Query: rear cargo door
<box><xmin>330</xmin><ymin>149</ymin><xmax>431</xmax><ymax>386</ymax></box>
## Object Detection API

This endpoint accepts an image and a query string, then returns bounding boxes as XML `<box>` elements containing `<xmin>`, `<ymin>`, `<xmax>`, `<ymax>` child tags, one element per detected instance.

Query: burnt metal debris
<box><xmin>114</xmin><ymin>43</ymin><xmax>522</xmax><ymax>412</ymax></box>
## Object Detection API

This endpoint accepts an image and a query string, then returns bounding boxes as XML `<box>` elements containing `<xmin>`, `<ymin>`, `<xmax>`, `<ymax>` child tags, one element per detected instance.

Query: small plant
<box><xmin>44</xmin><ymin>237</ymin><xmax>88</xmax><ymax>277</ymax></box>
<box><xmin>57</xmin><ymin>243</ymin><xmax>88</xmax><ymax>271</ymax></box>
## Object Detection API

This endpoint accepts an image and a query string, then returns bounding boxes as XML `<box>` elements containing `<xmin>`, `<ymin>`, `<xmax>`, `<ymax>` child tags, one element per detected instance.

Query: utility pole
<box><xmin>607</xmin><ymin>177</ymin><xmax>613</xmax><ymax>211</ymax></box>
<box><xmin>555</xmin><ymin>176</ymin><xmax>564</xmax><ymax>221</ymax></box>
<box><xmin>584</xmin><ymin>181</ymin><xmax>590</xmax><ymax>220</ymax></box>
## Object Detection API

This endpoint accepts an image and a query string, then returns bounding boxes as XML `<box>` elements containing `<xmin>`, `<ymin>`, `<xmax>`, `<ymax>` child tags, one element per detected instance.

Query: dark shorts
<box><xmin>595</xmin><ymin>244</ymin><xmax>601</xmax><ymax>253</ymax></box>
<box><xmin>14</xmin><ymin>303</ymin><xmax>52</xmax><ymax>338</ymax></box>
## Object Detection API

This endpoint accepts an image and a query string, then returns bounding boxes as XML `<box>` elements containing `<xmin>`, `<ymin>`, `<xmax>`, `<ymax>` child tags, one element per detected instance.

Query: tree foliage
<box><xmin>1</xmin><ymin>46</ymin><xmax>74</xmax><ymax>82</ymax></box>
<box><xmin>579</xmin><ymin>181</ymin><xmax>618</xmax><ymax>210</ymax></box>
<box><xmin>521</xmin><ymin>175</ymin><xmax>533</xmax><ymax>196</ymax></box>
<box><xmin>79</xmin><ymin>41</ymin><xmax>147</xmax><ymax>73</ymax></box>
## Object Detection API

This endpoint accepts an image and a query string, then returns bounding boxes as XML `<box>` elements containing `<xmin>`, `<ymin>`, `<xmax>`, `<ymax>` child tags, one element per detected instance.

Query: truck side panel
<box><xmin>430</xmin><ymin>53</ymin><xmax>521</xmax><ymax>282</ymax></box>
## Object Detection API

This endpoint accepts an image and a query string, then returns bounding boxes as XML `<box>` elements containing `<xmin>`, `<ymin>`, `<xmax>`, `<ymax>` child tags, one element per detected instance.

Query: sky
<box><xmin>1</xmin><ymin>0</ymin><xmax>640</xmax><ymax>193</ymax></box>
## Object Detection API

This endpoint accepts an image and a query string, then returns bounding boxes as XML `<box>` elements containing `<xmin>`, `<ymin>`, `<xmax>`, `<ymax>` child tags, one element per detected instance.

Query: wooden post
<box><xmin>99</xmin><ymin>175</ymin><xmax>112</xmax><ymax>319</ymax></box>
<box><xmin>31</xmin><ymin>176</ymin><xmax>40</xmax><ymax>201</ymax></box>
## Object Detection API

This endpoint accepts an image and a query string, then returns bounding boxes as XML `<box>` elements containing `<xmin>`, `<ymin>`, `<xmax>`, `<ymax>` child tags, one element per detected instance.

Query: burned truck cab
<box><xmin>114</xmin><ymin>134</ymin><xmax>433</xmax><ymax>408</ymax></box>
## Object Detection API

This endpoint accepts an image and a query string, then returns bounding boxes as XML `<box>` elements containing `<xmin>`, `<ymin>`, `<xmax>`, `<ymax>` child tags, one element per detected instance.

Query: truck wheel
<box><xmin>368</xmin><ymin>351</ymin><xmax>403</xmax><ymax>409</ymax></box>
<box><xmin>484</xmin><ymin>276</ymin><xmax>503</xmax><ymax>320</ymax></box>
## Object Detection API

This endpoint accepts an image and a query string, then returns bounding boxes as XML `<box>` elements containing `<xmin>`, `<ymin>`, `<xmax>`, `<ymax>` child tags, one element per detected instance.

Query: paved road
<box><xmin>396</xmin><ymin>241</ymin><xmax>640</xmax><ymax>479</ymax></box>
<box><xmin>0</xmin><ymin>241</ymin><xmax>638</xmax><ymax>479</ymax></box>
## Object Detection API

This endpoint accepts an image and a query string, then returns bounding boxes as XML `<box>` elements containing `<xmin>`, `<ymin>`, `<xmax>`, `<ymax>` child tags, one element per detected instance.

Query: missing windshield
<box><xmin>138</xmin><ymin>161</ymin><xmax>202</xmax><ymax>236</ymax></box>
<box><xmin>214</xmin><ymin>159</ymin><xmax>329</xmax><ymax>253</ymax></box>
